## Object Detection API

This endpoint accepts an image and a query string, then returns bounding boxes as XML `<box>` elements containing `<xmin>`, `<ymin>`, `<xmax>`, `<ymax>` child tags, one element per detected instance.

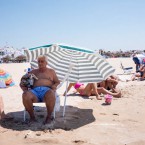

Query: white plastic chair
<box><xmin>120</xmin><ymin>62</ymin><xmax>133</xmax><ymax>74</ymax></box>
<box><xmin>23</xmin><ymin>64</ymin><xmax>74</xmax><ymax>121</ymax></box>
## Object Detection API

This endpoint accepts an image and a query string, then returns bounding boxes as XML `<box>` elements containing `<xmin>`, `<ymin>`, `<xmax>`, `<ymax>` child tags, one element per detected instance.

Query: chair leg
<box><xmin>24</xmin><ymin>109</ymin><xmax>26</xmax><ymax>122</ymax></box>
<box><xmin>53</xmin><ymin>106</ymin><xmax>56</xmax><ymax>119</ymax></box>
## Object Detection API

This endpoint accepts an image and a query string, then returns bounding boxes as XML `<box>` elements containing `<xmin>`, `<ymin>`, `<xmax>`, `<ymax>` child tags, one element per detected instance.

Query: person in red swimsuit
<box><xmin>63</xmin><ymin>82</ymin><xmax>102</xmax><ymax>100</ymax></box>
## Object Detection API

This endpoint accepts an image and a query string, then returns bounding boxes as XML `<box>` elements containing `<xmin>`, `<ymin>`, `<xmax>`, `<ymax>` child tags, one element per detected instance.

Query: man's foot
<box><xmin>44</xmin><ymin>116</ymin><xmax>53</xmax><ymax>124</ymax></box>
<box><xmin>140</xmin><ymin>78</ymin><xmax>145</xmax><ymax>81</ymax></box>
<box><xmin>25</xmin><ymin>116</ymin><xmax>36</xmax><ymax>123</ymax></box>
<box><xmin>26</xmin><ymin>118</ymin><xmax>37</xmax><ymax>125</ymax></box>
<box><xmin>29</xmin><ymin>117</ymin><xmax>37</xmax><ymax>122</ymax></box>
<box><xmin>0</xmin><ymin>111</ymin><xmax>14</xmax><ymax>120</ymax></box>
<box><xmin>0</xmin><ymin>114</ymin><xmax>14</xmax><ymax>120</ymax></box>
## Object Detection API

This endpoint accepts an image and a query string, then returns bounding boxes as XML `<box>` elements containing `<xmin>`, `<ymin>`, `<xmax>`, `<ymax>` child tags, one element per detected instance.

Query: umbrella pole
<box><xmin>62</xmin><ymin>77</ymin><xmax>69</xmax><ymax>117</ymax></box>
<box><xmin>63</xmin><ymin>52</ymin><xmax>73</xmax><ymax>117</ymax></box>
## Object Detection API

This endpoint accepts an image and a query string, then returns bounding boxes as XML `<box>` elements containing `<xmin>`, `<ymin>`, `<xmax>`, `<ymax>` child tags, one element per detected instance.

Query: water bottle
<box><xmin>55</xmin><ymin>93</ymin><xmax>60</xmax><ymax>112</ymax></box>
<box><xmin>0</xmin><ymin>79</ymin><xmax>6</xmax><ymax>88</ymax></box>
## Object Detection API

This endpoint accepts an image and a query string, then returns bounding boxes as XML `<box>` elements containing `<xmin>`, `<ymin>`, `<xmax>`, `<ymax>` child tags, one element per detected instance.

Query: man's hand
<box><xmin>23</xmin><ymin>90</ymin><xmax>28</xmax><ymax>94</ymax></box>
<box><xmin>51</xmin><ymin>85</ymin><xmax>57</xmax><ymax>91</ymax></box>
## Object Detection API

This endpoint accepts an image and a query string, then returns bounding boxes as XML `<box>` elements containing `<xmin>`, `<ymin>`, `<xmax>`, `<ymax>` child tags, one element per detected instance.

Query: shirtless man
<box><xmin>20</xmin><ymin>55</ymin><xmax>60</xmax><ymax>124</ymax></box>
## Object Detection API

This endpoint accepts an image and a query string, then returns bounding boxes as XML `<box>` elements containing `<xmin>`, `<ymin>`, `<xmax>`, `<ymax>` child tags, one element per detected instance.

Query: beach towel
<box><xmin>0</xmin><ymin>68</ymin><xmax>15</xmax><ymax>87</ymax></box>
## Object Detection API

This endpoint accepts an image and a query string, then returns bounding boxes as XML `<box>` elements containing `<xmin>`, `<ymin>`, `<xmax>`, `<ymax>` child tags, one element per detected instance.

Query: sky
<box><xmin>0</xmin><ymin>0</ymin><xmax>145</xmax><ymax>51</ymax></box>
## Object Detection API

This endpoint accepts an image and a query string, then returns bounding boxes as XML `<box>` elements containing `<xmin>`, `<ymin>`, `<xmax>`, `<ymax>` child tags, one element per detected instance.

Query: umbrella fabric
<box><xmin>25</xmin><ymin>44</ymin><xmax>115</xmax><ymax>83</ymax></box>
<box><xmin>0</xmin><ymin>68</ymin><xmax>15</xmax><ymax>87</ymax></box>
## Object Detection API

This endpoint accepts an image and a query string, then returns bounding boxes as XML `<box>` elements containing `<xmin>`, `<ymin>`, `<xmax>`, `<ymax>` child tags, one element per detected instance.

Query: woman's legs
<box><xmin>83</xmin><ymin>83</ymin><xmax>102</xmax><ymax>100</ymax></box>
<box><xmin>131</xmin><ymin>72</ymin><xmax>141</xmax><ymax>81</ymax></box>
<box><xmin>63</xmin><ymin>83</ymin><xmax>76</xmax><ymax>96</ymax></box>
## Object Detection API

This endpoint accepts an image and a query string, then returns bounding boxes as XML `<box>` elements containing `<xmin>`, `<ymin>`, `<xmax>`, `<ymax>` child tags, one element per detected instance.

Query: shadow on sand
<box><xmin>0</xmin><ymin>106</ymin><xmax>95</xmax><ymax>131</ymax></box>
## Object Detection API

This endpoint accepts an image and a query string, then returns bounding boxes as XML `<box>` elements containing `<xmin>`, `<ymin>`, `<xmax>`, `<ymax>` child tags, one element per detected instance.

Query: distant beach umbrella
<box><xmin>25</xmin><ymin>44</ymin><xmax>115</xmax><ymax>83</ymax></box>
<box><xmin>0</xmin><ymin>68</ymin><xmax>15</xmax><ymax>87</ymax></box>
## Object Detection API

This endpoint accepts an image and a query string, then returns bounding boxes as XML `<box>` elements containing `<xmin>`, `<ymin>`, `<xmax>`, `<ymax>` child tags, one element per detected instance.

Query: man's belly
<box><xmin>33</xmin><ymin>79</ymin><xmax>53</xmax><ymax>87</ymax></box>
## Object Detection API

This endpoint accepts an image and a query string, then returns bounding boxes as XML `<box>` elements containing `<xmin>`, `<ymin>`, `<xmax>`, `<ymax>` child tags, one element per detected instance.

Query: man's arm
<box><xmin>51</xmin><ymin>69</ymin><xmax>60</xmax><ymax>91</ymax></box>
<box><xmin>19</xmin><ymin>77</ymin><xmax>28</xmax><ymax>92</ymax></box>
<box><xmin>139</xmin><ymin>65</ymin><xmax>145</xmax><ymax>72</ymax></box>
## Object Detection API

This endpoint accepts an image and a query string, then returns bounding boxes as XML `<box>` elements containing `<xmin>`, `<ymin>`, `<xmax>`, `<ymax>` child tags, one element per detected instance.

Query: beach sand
<box><xmin>0</xmin><ymin>58</ymin><xmax>145</xmax><ymax>145</ymax></box>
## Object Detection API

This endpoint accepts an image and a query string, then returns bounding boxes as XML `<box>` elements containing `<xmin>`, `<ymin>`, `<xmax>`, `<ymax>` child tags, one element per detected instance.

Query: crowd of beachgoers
<box><xmin>99</xmin><ymin>49</ymin><xmax>145</xmax><ymax>58</ymax></box>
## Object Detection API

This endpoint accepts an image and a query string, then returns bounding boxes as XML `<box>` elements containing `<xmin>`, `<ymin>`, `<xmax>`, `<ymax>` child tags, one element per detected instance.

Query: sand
<box><xmin>0</xmin><ymin>58</ymin><xmax>145</xmax><ymax>145</ymax></box>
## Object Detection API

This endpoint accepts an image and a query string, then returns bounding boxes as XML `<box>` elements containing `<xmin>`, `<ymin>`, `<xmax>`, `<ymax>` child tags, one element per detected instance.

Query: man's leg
<box><xmin>141</xmin><ymin>72</ymin><xmax>145</xmax><ymax>80</ymax></box>
<box><xmin>22</xmin><ymin>91</ymin><xmax>38</xmax><ymax>121</ymax></box>
<box><xmin>43</xmin><ymin>89</ymin><xmax>55</xmax><ymax>124</ymax></box>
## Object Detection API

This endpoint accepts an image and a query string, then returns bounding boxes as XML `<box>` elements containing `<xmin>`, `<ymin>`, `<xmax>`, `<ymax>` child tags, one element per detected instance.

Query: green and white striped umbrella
<box><xmin>25</xmin><ymin>44</ymin><xmax>115</xmax><ymax>83</ymax></box>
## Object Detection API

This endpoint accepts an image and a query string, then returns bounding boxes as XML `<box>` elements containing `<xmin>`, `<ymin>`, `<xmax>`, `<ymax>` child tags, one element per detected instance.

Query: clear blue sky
<box><xmin>0</xmin><ymin>0</ymin><xmax>145</xmax><ymax>51</ymax></box>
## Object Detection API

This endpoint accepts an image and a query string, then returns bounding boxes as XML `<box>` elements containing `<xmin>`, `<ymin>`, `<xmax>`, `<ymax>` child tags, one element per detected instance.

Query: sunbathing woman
<box><xmin>63</xmin><ymin>82</ymin><xmax>121</xmax><ymax>99</ymax></box>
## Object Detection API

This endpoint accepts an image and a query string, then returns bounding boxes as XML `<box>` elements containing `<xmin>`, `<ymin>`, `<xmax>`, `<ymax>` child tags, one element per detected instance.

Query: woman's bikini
<box><xmin>74</xmin><ymin>83</ymin><xmax>85</xmax><ymax>96</ymax></box>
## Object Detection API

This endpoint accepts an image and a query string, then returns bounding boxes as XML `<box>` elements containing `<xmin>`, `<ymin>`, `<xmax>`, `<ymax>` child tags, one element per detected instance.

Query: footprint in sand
<box><xmin>73</xmin><ymin>140</ymin><xmax>87</xmax><ymax>144</ymax></box>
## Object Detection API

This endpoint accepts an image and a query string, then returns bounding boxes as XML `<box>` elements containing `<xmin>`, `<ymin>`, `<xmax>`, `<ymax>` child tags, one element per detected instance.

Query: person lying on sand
<box><xmin>63</xmin><ymin>82</ymin><xmax>121</xmax><ymax>99</ymax></box>
<box><xmin>20</xmin><ymin>55</ymin><xmax>60</xmax><ymax>124</ymax></box>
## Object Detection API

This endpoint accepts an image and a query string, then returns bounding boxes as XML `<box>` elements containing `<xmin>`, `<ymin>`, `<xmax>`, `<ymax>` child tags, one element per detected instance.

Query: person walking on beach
<box><xmin>20</xmin><ymin>55</ymin><xmax>60</xmax><ymax>124</ymax></box>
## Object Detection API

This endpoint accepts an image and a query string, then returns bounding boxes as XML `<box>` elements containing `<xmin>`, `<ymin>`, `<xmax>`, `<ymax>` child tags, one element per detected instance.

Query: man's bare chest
<box><xmin>35</xmin><ymin>72</ymin><xmax>53</xmax><ymax>80</ymax></box>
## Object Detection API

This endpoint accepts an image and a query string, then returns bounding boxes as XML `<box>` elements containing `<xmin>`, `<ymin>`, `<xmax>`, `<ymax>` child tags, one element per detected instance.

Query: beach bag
<box><xmin>20</xmin><ymin>73</ymin><xmax>38</xmax><ymax>89</ymax></box>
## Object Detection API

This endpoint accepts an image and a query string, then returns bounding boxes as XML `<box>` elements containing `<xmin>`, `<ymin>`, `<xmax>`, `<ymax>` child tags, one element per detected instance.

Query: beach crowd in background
<box><xmin>99</xmin><ymin>49</ymin><xmax>145</xmax><ymax>58</ymax></box>
<box><xmin>1</xmin><ymin>44</ymin><xmax>145</xmax><ymax>64</ymax></box>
